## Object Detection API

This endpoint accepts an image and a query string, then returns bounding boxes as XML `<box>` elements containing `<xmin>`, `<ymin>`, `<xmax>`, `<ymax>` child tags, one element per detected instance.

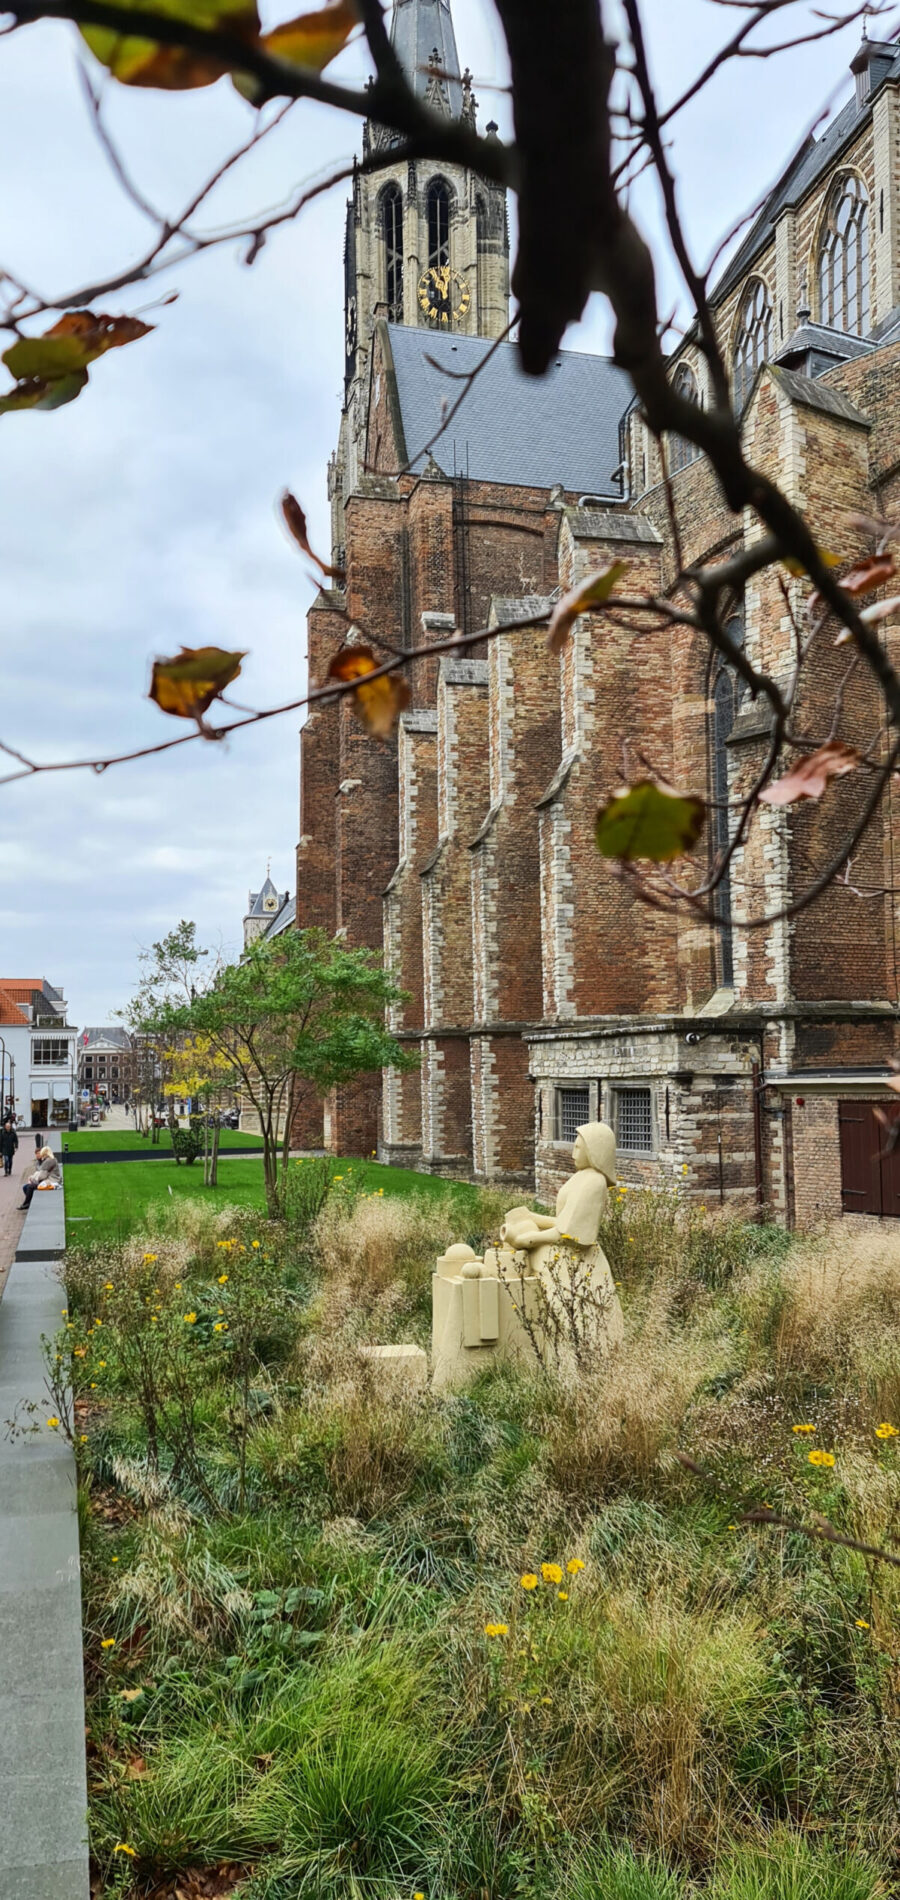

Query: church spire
<box><xmin>389</xmin><ymin>0</ymin><xmax>463</xmax><ymax>117</ymax></box>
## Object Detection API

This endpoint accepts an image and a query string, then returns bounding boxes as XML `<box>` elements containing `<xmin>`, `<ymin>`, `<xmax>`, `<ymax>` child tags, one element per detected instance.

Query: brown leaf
<box><xmin>149</xmin><ymin>646</ymin><xmax>247</xmax><ymax>722</ymax></box>
<box><xmin>758</xmin><ymin>741</ymin><xmax>859</xmax><ymax>807</ymax></box>
<box><xmin>81</xmin><ymin>0</ymin><xmax>259</xmax><ymax>89</ymax></box>
<box><xmin>546</xmin><ymin>560</ymin><xmax>627</xmax><ymax>654</ymax></box>
<box><xmin>834</xmin><ymin>595</ymin><xmax>900</xmax><ymax>645</ymax></box>
<box><xmin>126</xmin><ymin>1755</ymin><xmax>150</xmax><ymax>1778</ymax></box>
<box><xmin>3</xmin><ymin>311</ymin><xmax>153</xmax><ymax>382</ymax></box>
<box><xmin>327</xmin><ymin>646</ymin><xmax>410</xmax><ymax>737</ymax></box>
<box><xmin>280</xmin><ymin>490</ymin><xmax>344</xmax><ymax>582</ymax></box>
<box><xmin>811</xmin><ymin>551</ymin><xmax>896</xmax><ymax>616</ymax></box>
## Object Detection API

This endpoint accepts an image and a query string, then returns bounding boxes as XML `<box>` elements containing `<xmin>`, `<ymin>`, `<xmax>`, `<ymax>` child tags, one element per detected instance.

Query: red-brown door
<box><xmin>838</xmin><ymin>1100</ymin><xmax>900</xmax><ymax>1217</ymax></box>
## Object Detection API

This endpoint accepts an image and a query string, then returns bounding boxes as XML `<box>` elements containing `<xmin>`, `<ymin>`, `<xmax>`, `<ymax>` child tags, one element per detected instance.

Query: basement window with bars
<box><xmin>615</xmin><ymin>1086</ymin><xmax>654</xmax><ymax>1154</ymax></box>
<box><xmin>554</xmin><ymin>1085</ymin><xmax>591</xmax><ymax>1145</ymax></box>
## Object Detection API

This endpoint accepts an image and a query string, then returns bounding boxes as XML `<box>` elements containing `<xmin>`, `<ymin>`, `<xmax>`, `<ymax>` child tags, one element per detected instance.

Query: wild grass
<box><xmin>69</xmin><ymin>1199</ymin><xmax>900</xmax><ymax>1896</ymax></box>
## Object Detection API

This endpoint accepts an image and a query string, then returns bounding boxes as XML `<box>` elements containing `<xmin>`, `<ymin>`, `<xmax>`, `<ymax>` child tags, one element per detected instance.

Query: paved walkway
<box><xmin>0</xmin><ymin>1137</ymin><xmax>91</xmax><ymax>1898</ymax></box>
<box><xmin>0</xmin><ymin>1134</ymin><xmax>41</xmax><ymax>1303</ymax></box>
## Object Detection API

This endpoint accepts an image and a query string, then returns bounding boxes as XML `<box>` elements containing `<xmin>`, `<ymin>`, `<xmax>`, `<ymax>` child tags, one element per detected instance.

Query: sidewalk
<box><xmin>0</xmin><ymin>1133</ymin><xmax>39</xmax><ymax>1302</ymax></box>
<box><xmin>0</xmin><ymin>1136</ymin><xmax>91</xmax><ymax>1899</ymax></box>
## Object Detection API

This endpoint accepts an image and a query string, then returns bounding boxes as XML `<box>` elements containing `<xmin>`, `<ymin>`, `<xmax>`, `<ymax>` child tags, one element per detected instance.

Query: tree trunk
<box><xmin>210</xmin><ymin>1119</ymin><xmax>220</xmax><ymax>1188</ymax></box>
<box><xmin>279</xmin><ymin>1072</ymin><xmax>297</xmax><ymax>1201</ymax></box>
<box><xmin>203</xmin><ymin>1109</ymin><xmax>210</xmax><ymax>1187</ymax></box>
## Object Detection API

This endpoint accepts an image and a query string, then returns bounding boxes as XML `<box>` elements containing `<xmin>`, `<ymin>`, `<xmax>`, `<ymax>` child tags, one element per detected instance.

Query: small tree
<box><xmin>122</xmin><ymin>923</ymin><xmax>210</xmax><ymax>1144</ymax></box>
<box><xmin>161</xmin><ymin>928</ymin><xmax>415</xmax><ymax>1216</ymax></box>
<box><xmin>164</xmin><ymin>1034</ymin><xmax>233</xmax><ymax>1184</ymax></box>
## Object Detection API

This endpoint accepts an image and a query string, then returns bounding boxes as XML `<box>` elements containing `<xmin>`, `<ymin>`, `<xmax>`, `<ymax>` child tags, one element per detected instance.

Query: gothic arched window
<box><xmin>733</xmin><ymin>278</ymin><xmax>771</xmax><ymax>412</ymax></box>
<box><xmin>818</xmin><ymin>174</ymin><xmax>870</xmax><ymax>334</ymax></box>
<box><xmin>709</xmin><ymin>611</ymin><xmax>745</xmax><ymax>986</ymax></box>
<box><xmin>382</xmin><ymin>184</ymin><xmax>403</xmax><ymax>321</ymax></box>
<box><xmin>427</xmin><ymin>178</ymin><xmax>451</xmax><ymax>271</ymax></box>
<box><xmin>668</xmin><ymin>361</ymin><xmax>702</xmax><ymax>473</ymax></box>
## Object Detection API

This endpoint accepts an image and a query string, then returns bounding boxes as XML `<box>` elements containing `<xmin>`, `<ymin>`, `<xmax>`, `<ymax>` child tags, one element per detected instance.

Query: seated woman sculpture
<box><xmin>497</xmin><ymin>1121</ymin><xmax>623</xmax><ymax>1354</ymax></box>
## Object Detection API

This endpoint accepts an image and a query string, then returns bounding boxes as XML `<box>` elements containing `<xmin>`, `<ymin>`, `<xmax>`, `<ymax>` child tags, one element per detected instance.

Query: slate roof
<box><xmin>770</xmin><ymin>364</ymin><xmax>871</xmax><ymax>427</ymax></box>
<box><xmin>382</xmin><ymin>324</ymin><xmax>631</xmax><ymax>496</ymax></box>
<box><xmin>264</xmin><ymin>896</ymin><xmax>296</xmax><ymax>939</ymax></box>
<box><xmin>713</xmin><ymin>40</ymin><xmax>900</xmax><ymax>306</ymax></box>
<box><xmin>390</xmin><ymin>0</ymin><xmax>462</xmax><ymax>115</ymax></box>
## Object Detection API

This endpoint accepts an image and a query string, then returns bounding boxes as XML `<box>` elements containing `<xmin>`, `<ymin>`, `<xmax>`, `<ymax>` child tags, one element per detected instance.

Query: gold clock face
<box><xmin>417</xmin><ymin>265</ymin><xmax>471</xmax><ymax>325</ymax></box>
<box><xmin>263</xmin><ymin>896</ymin><xmax>278</xmax><ymax>911</ymax></box>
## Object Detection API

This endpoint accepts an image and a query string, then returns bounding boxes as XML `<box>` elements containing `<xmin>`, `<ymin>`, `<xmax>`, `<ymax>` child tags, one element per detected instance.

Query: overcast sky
<box><xmin>0</xmin><ymin>0</ymin><xmax>891</xmax><ymax>1026</ymax></box>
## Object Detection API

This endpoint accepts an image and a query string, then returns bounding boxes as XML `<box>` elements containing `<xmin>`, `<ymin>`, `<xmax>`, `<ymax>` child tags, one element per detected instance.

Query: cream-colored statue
<box><xmin>493</xmin><ymin>1122</ymin><xmax>624</xmax><ymax>1362</ymax></box>
<box><xmin>431</xmin><ymin>1123</ymin><xmax>623</xmax><ymax>1391</ymax></box>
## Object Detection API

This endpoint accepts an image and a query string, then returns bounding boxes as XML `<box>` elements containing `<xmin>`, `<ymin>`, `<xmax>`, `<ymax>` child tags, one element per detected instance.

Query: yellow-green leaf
<box><xmin>150</xmin><ymin>646</ymin><xmax>247</xmax><ymax>721</ymax></box>
<box><xmin>3</xmin><ymin>312</ymin><xmax>152</xmax><ymax>382</ymax></box>
<box><xmin>81</xmin><ymin>0</ymin><xmax>259</xmax><ymax>88</ymax></box>
<box><xmin>594</xmin><ymin>780</ymin><xmax>706</xmax><ymax>862</ymax></box>
<box><xmin>547</xmin><ymin>561</ymin><xmax>627</xmax><ymax>654</ymax></box>
<box><xmin>0</xmin><ymin>371</ymin><xmax>89</xmax><ymax>416</ymax></box>
<box><xmin>780</xmin><ymin>547</ymin><xmax>841</xmax><ymax>579</ymax></box>
<box><xmin>261</xmin><ymin>0</ymin><xmax>358</xmax><ymax>68</ymax></box>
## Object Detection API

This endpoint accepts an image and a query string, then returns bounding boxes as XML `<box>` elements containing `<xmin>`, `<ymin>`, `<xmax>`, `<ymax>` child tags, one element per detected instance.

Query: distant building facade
<box><xmin>296</xmin><ymin>9</ymin><xmax>900</xmax><ymax>1223</ymax></box>
<box><xmin>77</xmin><ymin>1028</ymin><xmax>136</xmax><ymax>1106</ymax></box>
<box><xmin>0</xmin><ymin>979</ymin><xmax>78</xmax><ymax>1127</ymax></box>
<box><xmin>243</xmin><ymin>874</ymin><xmax>294</xmax><ymax>952</ymax></box>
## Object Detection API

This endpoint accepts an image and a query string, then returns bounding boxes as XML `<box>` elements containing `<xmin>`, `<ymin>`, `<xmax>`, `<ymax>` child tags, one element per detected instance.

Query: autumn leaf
<box><xmin>546</xmin><ymin>560</ymin><xmax>627</xmax><ymax>654</ymax></box>
<box><xmin>328</xmin><ymin>646</ymin><xmax>410</xmax><ymax>737</ymax></box>
<box><xmin>280</xmin><ymin>490</ymin><xmax>345</xmax><ymax>581</ymax></box>
<box><xmin>781</xmin><ymin>546</ymin><xmax>841</xmax><ymax>579</ymax></box>
<box><xmin>0</xmin><ymin>370</ymin><xmax>89</xmax><ymax>416</ymax></box>
<box><xmin>758</xmin><ymin>741</ymin><xmax>859</xmax><ymax>806</ymax></box>
<box><xmin>235</xmin><ymin>0</ymin><xmax>359</xmax><ymax>99</ymax></box>
<box><xmin>3</xmin><ymin>312</ymin><xmax>153</xmax><ymax>382</ymax></box>
<box><xmin>150</xmin><ymin>646</ymin><xmax>247</xmax><ymax>721</ymax></box>
<box><xmin>832</xmin><ymin>596</ymin><xmax>900</xmax><ymax>644</ymax></box>
<box><xmin>594</xmin><ymin>779</ymin><xmax>706</xmax><ymax>862</ymax></box>
<box><xmin>811</xmin><ymin>551</ymin><xmax>897</xmax><ymax>617</ymax></box>
<box><xmin>81</xmin><ymin>0</ymin><xmax>259</xmax><ymax>89</ymax></box>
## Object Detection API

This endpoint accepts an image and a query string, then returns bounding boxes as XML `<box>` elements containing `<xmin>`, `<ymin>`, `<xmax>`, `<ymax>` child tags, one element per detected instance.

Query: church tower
<box><xmin>329</xmin><ymin>0</ymin><xmax>509</xmax><ymax>555</ymax></box>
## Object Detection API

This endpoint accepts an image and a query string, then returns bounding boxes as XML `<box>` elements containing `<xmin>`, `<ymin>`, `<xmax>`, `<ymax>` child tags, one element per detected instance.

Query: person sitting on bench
<box><xmin>19</xmin><ymin>1146</ymin><xmax>62</xmax><ymax>1210</ymax></box>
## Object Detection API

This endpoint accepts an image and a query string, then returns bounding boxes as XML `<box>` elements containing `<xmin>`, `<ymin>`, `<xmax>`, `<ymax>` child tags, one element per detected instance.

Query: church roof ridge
<box><xmin>390</xmin><ymin>0</ymin><xmax>463</xmax><ymax>117</ymax></box>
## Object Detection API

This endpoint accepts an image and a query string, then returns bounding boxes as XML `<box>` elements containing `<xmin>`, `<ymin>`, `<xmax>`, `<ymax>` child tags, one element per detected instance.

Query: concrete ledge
<box><xmin>0</xmin><ymin>1162</ymin><xmax>90</xmax><ymax>1899</ymax></box>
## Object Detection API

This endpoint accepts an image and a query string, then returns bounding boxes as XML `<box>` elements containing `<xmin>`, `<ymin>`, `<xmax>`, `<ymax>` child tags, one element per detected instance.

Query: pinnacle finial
<box><xmin>266</xmin><ymin>856</ymin><xmax>271</xmax><ymax>879</ymax></box>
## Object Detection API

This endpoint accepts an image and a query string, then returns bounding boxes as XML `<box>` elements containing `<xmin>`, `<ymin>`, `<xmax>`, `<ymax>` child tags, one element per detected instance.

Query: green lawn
<box><xmin>64</xmin><ymin>1152</ymin><xmax>482</xmax><ymax>1240</ymax></box>
<box><xmin>63</xmin><ymin>1128</ymin><xmax>264</xmax><ymax>1153</ymax></box>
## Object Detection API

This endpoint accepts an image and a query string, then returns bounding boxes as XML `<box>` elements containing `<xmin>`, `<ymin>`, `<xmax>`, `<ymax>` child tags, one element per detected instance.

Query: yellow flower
<box><xmin>252</xmin><ymin>1240</ymin><xmax>260</xmax><ymax>1249</ymax></box>
<box><xmin>101</xmin><ymin>1637</ymin><xmax>116</xmax><ymax>1649</ymax></box>
<box><xmin>566</xmin><ymin>1558</ymin><xmax>585</xmax><ymax>1574</ymax></box>
<box><xmin>216</xmin><ymin>1240</ymin><xmax>230</xmax><ymax>1249</ymax></box>
<box><xmin>213</xmin><ymin>1322</ymin><xmax>228</xmax><ymax>1333</ymax></box>
<box><xmin>792</xmin><ymin>1423</ymin><xmax>815</xmax><ymax>1434</ymax></box>
<box><xmin>103</xmin><ymin>1283</ymin><xmax>114</xmax><ymax>1290</ymax></box>
<box><xmin>520</xmin><ymin>1573</ymin><xmax>538</xmax><ymax>1591</ymax></box>
<box><xmin>98</xmin><ymin>1360</ymin><xmax>106</xmax><ymax>1368</ymax></box>
<box><xmin>79</xmin><ymin>1434</ymin><xmax>87</xmax><ymax>1443</ymax></box>
<box><xmin>808</xmin><ymin>1449</ymin><xmax>836</xmax><ymax>1468</ymax></box>
<box><xmin>541</xmin><ymin>1562</ymin><xmax>563</xmax><ymax>1585</ymax></box>
<box><xmin>856</xmin><ymin>1618</ymin><xmax>871</xmax><ymax>1630</ymax></box>
<box><xmin>90</xmin><ymin>1383</ymin><xmax>97</xmax><ymax>1390</ymax></box>
<box><xmin>111</xmin><ymin>1556</ymin><xmax>119</xmax><ymax>1563</ymax></box>
<box><xmin>875</xmin><ymin>1423</ymin><xmax>898</xmax><ymax>1439</ymax></box>
<box><xmin>46</xmin><ymin>1417</ymin><xmax>59</xmax><ymax>1430</ymax></box>
<box><xmin>217</xmin><ymin>1274</ymin><xmax>229</xmax><ymax>1284</ymax></box>
<box><xmin>183</xmin><ymin>1312</ymin><xmax>197</xmax><ymax>1324</ymax></box>
<box><xmin>142</xmin><ymin>1253</ymin><xmax>158</xmax><ymax>1263</ymax></box>
<box><xmin>174</xmin><ymin>1282</ymin><xmax>182</xmax><ymax>1290</ymax></box>
<box><xmin>484</xmin><ymin>1622</ymin><xmax>509</xmax><ymax>1638</ymax></box>
<box><xmin>114</xmin><ymin>1843</ymin><xmax>136</xmax><ymax>1857</ymax></box>
<box><xmin>73</xmin><ymin>1347</ymin><xmax>86</xmax><ymax>1358</ymax></box>
<box><xmin>682</xmin><ymin>1164</ymin><xmax>689</xmax><ymax>1175</ymax></box>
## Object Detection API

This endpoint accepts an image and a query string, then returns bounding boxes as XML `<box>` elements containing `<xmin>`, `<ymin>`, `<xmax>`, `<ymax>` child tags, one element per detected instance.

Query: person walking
<box><xmin>1</xmin><ymin>1118</ymin><xmax>18</xmax><ymax>1177</ymax></box>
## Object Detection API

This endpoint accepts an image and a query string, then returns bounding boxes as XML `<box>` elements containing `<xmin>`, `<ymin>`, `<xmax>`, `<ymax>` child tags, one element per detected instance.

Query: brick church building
<box><xmin>296</xmin><ymin>0</ymin><xmax>900</xmax><ymax>1224</ymax></box>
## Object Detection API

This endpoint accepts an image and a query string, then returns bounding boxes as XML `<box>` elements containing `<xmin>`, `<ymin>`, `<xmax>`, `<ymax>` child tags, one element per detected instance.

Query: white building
<box><xmin>0</xmin><ymin>979</ymin><xmax>78</xmax><ymax>1129</ymax></box>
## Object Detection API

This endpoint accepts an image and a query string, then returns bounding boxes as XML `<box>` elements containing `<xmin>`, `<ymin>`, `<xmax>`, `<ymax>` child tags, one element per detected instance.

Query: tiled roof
<box><xmin>382</xmin><ymin>324</ymin><xmax>631</xmax><ymax>497</ymax></box>
<box><xmin>0</xmin><ymin>994</ymin><xmax>28</xmax><ymax>1025</ymax></box>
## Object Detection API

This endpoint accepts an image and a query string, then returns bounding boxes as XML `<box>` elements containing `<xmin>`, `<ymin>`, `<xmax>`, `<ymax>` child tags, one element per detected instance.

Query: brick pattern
<box><xmin>298</xmin><ymin>69</ymin><xmax>900</xmax><ymax>1223</ymax></box>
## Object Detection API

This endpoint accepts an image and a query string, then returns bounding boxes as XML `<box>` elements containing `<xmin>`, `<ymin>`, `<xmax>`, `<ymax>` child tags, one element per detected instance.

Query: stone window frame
<box><xmin>667</xmin><ymin>361</ymin><xmax>702</xmax><ymax>473</ymax></box>
<box><xmin>731</xmin><ymin>276</ymin><xmax>772</xmax><ymax>413</ymax></box>
<box><xmin>610</xmin><ymin>1082</ymin><xmax>657</xmax><ymax>1156</ymax></box>
<box><xmin>380</xmin><ymin>181</ymin><xmax>404</xmax><ymax>322</ymax></box>
<box><xmin>426</xmin><ymin>175</ymin><xmax>453</xmax><ymax>271</ymax></box>
<box><xmin>551</xmin><ymin>1081</ymin><xmax>597</xmax><ymax>1146</ymax></box>
<box><xmin>816</xmin><ymin>171</ymin><xmax>870</xmax><ymax>336</ymax></box>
